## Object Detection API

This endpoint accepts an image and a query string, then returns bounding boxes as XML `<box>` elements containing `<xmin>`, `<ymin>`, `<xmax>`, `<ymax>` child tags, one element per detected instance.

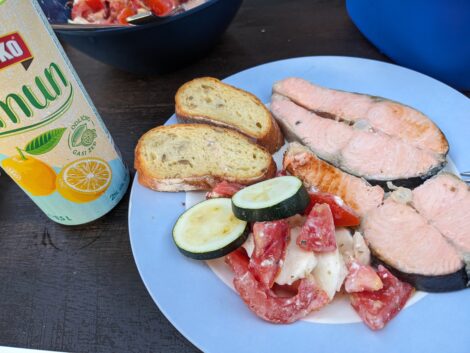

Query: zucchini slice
<box><xmin>173</xmin><ymin>198</ymin><xmax>248</xmax><ymax>260</ymax></box>
<box><xmin>232</xmin><ymin>176</ymin><xmax>310</xmax><ymax>221</ymax></box>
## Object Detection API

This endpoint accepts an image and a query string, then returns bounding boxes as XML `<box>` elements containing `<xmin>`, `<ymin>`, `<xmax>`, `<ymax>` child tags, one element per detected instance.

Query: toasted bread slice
<box><xmin>175</xmin><ymin>77</ymin><xmax>284</xmax><ymax>153</ymax></box>
<box><xmin>135</xmin><ymin>124</ymin><xmax>277</xmax><ymax>192</ymax></box>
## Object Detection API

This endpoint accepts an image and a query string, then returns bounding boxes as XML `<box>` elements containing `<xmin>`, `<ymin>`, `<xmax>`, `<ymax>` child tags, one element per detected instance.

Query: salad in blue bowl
<box><xmin>40</xmin><ymin>0</ymin><xmax>243</xmax><ymax>74</ymax></box>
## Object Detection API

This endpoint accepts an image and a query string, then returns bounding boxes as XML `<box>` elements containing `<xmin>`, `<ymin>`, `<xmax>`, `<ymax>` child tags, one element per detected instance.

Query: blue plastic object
<box><xmin>42</xmin><ymin>0</ymin><xmax>242</xmax><ymax>74</ymax></box>
<box><xmin>346</xmin><ymin>0</ymin><xmax>470</xmax><ymax>89</ymax></box>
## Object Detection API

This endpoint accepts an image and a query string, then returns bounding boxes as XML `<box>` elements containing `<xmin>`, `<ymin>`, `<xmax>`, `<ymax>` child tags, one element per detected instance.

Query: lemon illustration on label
<box><xmin>2</xmin><ymin>150</ymin><xmax>56</xmax><ymax>196</ymax></box>
<box><xmin>1</xmin><ymin>127</ymin><xmax>67</xmax><ymax>196</ymax></box>
<box><xmin>57</xmin><ymin>157</ymin><xmax>112</xmax><ymax>203</ymax></box>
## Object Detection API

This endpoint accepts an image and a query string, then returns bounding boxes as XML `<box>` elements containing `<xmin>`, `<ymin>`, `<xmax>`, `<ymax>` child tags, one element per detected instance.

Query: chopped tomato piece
<box><xmin>144</xmin><ymin>0</ymin><xmax>178</xmax><ymax>16</ymax></box>
<box><xmin>249</xmin><ymin>220</ymin><xmax>289</xmax><ymax>288</ymax></box>
<box><xmin>349</xmin><ymin>265</ymin><xmax>414</xmax><ymax>330</ymax></box>
<box><xmin>226</xmin><ymin>248</ymin><xmax>329</xmax><ymax>324</ymax></box>
<box><xmin>206</xmin><ymin>181</ymin><xmax>244</xmax><ymax>199</ymax></box>
<box><xmin>85</xmin><ymin>0</ymin><xmax>105</xmax><ymax>11</ymax></box>
<box><xmin>108</xmin><ymin>0</ymin><xmax>128</xmax><ymax>14</ymax></box>
<box><xmin>276</xmin><ymin>169</ymin><xmax>288</xmax><ymax>177</ymax></box>
<box><xmin>297</xmin><ymin>203</ymin><xmax>336</xmax><ymax>252</ymax></box>
<box><xmin>225</xmin><ymin>247</ymin><xmax>249</xmax><ymax>277</ymax></box>
<box><xmin>345</xmin><ymin>261</ymin><xmax>383</xmax><ymax>293</ymax></box>
<box><xmin>71</xmin><ymin>1</ymin><xmax>92</xmax><ymax>20</ymax></box>
<box><xmin>117</xmin><ymin>6</ymin><xmax>137</xmax><ymax>24</ymax></box>
<box><xmin>305</xmin><ymin>191</ymin><xmax>360</xmax><ymax>227</ymax></box>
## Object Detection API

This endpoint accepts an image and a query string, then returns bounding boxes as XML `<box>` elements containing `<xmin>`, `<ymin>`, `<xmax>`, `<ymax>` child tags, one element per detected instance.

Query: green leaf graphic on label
<box><xmin>71</xmin><ymin>123</ymin><xmax>87</xmax><ymax>147</ymax></box>
<box><xmin>24</xmin><ymin>128</ymin><xmax>66</xmax><ymax>155</ymax></box>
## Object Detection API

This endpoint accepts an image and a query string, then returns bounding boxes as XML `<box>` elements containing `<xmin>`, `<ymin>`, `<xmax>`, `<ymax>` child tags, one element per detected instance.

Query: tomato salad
<box><xmin>70</xmin><ymin>0</ymin><xmax>206</xmax><ymax>25</ymax></box>
<box><xmin>172</xmin><ymin>175</ymin><xmax>414</xmax><ymax>330</ymax></box>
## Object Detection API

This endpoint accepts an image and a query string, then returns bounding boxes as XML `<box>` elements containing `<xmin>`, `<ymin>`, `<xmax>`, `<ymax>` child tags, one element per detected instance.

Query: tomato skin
<box><xmin>226</xmin><ymin>247</ymin><xmax>250</xmax><ymax>276</ymax></box>
<box><xmin>349</xmin><ymin>265</ymin><xmax>414</xmax><ymax>330</ymax></box>
<box><xmin>305</xmin><ymin>191</ymin><xmax>360</xmax><ymax>227</ymax></box>
<box><xmin>144</xmin><ymin>0</ymin><xmax>178</xmax><ymax>16</ymax></box>
<box><xmin>249</xmin><ymin>220</ymin><xmax>289</xmax><ymax>288</ymax></box>
<box><xmin>117</xmin><ymin>6</ymin><xmax>137</xmax><ymax>24</ymax></box>
<box><xmin>71</xmin><ymin>1</ymin><xmax>91</xmax><ymax>20</ymax></box>
<box><xmin>297</xmin><ymin>203</ymin><xmax>336</xmax><ymax>252</ymax></box>
<box><xmin>85</xmin><ymin>0</ymin><xmax>105</xmax><ymax>11</ymax></box>
<box><xmin>206</xmin><ymin>181</ymin><xmax>244</xmax><ymax>199</ymax></box>
<box><xmin>344</xmin><ymin>261</ymin><xmax>383</xmax><ymax>293</ymax></box>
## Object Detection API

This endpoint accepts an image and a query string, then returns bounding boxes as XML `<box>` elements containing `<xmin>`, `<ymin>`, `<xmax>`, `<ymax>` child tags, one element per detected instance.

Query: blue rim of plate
<box><xmin>128</xmin><ymin>56</ymin><xmax>470</xmax><ymax>353</ymax></box>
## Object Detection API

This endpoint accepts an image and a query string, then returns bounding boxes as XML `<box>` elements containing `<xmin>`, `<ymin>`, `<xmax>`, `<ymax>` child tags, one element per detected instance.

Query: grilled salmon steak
<box><xmin>272</xmin><ymin>78</ymin><xmax>449</xmax><ymax>189</ymax></box>
<box><xmin>362</xmin><ymin>173</ymin><xmax>470</xmax><ymax>292</ymax></box>
<box><xmin>283</xmin><ymin>142</ymin><xmax>384</xmax><ymax>217</ymax></box>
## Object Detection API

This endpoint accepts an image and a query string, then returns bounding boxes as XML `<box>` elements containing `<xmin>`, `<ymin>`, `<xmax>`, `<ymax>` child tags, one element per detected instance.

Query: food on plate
<box><xmin>412</xmin><ymin>173</ymin><xmax>470</xmax><ymax>255</ymax></box>
<box><xmin>271</xmin><ymin>227</ymin><xmax>318</xmax><ymax>286</ymax></box>
<box><xmin>70</xmin><ymin>0</ymin><xmax>204</xmax><ymax>25</ymax></box>
<box><xmin>283</xmin><ymin>142</ymin><xmax>384</xmax><ymax>217</ymax></box>
<box><xmin>336</xmin><ymin>229</ymin><xmax>371</xmax><ymax>266</ymax></box>
<box><xmin>271</xmin><ymin>89</ymin><xmax>447</xmax><ymax>189</ymax></box>
<box><xmin>349</xmin><ymin>265</ymin><xmax>414</xmax><ymax>330</ymax></box>
<box><xmin>304</xmin><ymin>191</ymin><xmax>360</xmax><ymax>227</ymax></box>
<box><xmin>352</xmin><ymin>231</ymin><xmax>371</xmax><ymax>265</ymax></box>
<box><xmin>312</xmin><ymin>246</ymin><xmax>348</xmax><ymax>300</ymax></box>
<box><xmin>297</xmin><ymin>203</ymin><xmax>336</xmax><ymax>252</ymax></box>
<box><xmin>171</xmin><ymin>171</ymin><xmax>415</xmax><ymax>328</ymax></box>
<box><xmin>344</xmin><ymin>261</ymin><xmax>383</xmax><ymax>293</ymax></box>
<box><xmin>363</xmin><ymin>173</ymin><xmax>470</xmax><ymax>292</ymax></box>
<box><xmin>226</xmin><ymin>248</ymin><xmax>330</xmax><ymax>324</ymax></box>
<box><xmin>172</xmin><ymin>198</ymin><xmax>248</xmax><ymax>260</ymax></box>
<box><xmin>273</xmin><ymin>77</ymin><xmax>448</xmax><ymax>155</ymax></box>
<box><xmin>175</xmin><ymin>77</ymin><xmax>284</xmax><ymax>153</ymax></box>
<box><xmin>206</xmin><ymin>181</ymin><xmax>245</xmax><ymax>199</ymax></box>
<box><xmin>249</xmin><ymin>220</ymin><xmax>289</xmax><ymax>287</ymax></box>
<box><xmin>231</xmin><ymin>176</ymin><xmax>310</xmax><ymax>222</ymax></box>
<box><xmin>134</xmin><ymin>124</ymin><xmax>276</xmax><ymax>191</ymax></box>
<box><xmin>364</xmin><ymin>199</ymin><xmax>463</xmax><ymax>277</ymax></box>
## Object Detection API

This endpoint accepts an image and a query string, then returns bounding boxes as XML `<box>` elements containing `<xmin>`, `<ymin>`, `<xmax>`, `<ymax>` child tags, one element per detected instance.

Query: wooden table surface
<box><xmin>0</xmin><ymin>1</ymin><xmax>468</xmax><ymax>352</ymax></box>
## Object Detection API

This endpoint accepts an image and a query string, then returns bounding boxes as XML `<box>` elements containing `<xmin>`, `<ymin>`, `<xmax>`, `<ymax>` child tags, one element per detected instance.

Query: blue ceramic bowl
<box><xmin>346</xmin><ymin>0</ymin><xmax>470</xmax><ymax>89</ymax></box>
<box><xmin>41</xmin><ymin>0</ymin><xmax>243</xmax><ymax>74</ymax></box>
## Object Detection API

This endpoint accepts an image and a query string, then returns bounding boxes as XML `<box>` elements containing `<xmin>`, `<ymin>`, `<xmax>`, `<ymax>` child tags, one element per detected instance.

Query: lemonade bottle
<box><xmin>0</xmin><ymin>0</ymin><xmax>129</xmax><ymax>225</ymax></box>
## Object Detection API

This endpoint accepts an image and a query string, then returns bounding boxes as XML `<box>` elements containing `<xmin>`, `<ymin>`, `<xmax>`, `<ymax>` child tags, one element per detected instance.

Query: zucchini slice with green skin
<box><xmin>173</xmin><ymin>198</ymin><xmax>249</xmax><ymax>260</ymax></box>
<box><xmin>232</xmin><ymin>176</ymin><xmax>310</xmax><ymax>222</ymax></box>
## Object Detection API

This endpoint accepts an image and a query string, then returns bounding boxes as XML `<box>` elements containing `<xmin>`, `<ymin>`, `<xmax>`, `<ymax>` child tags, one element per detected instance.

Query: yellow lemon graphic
<box><xmin>57</xmin><ymin>157</ymin><xmax>112</xmax><ymax>203</ymax></box>
<box><xmin>2</xmin><ymin>155</ymin><xmax>56</xmax><ymax>196</ymax></box>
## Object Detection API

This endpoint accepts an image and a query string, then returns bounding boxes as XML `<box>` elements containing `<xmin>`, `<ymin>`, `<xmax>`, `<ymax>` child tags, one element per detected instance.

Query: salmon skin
<box><xmin>363</xmin><ymin>173</ymin><xmax>470</xmax><ymax>292</ymax></box>
<box><xmin>283</xmin><ymin>142</ymin><xmax>384</xmax><ymax>217</ymax></box>
<box><xmin>272</xmin><ymin>78</ymin><xmax>449</xmax><ymax>189</ymax></box>
<box><xmin>371</xmin><ymin>256</ymin><xmax>468</xmax><ymax>293</ymax></box>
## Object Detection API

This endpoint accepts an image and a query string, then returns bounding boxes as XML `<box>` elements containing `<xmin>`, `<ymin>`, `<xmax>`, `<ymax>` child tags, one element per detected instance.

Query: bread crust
<box><xmin>175</xmin><ymin>77</ymin><xmax>284</xmax><ymax>154</ymax></box>
<box><xmin>134</xmin><ymin>124</ymin><xmax>277</xmax><ymax>192</ymax></box>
